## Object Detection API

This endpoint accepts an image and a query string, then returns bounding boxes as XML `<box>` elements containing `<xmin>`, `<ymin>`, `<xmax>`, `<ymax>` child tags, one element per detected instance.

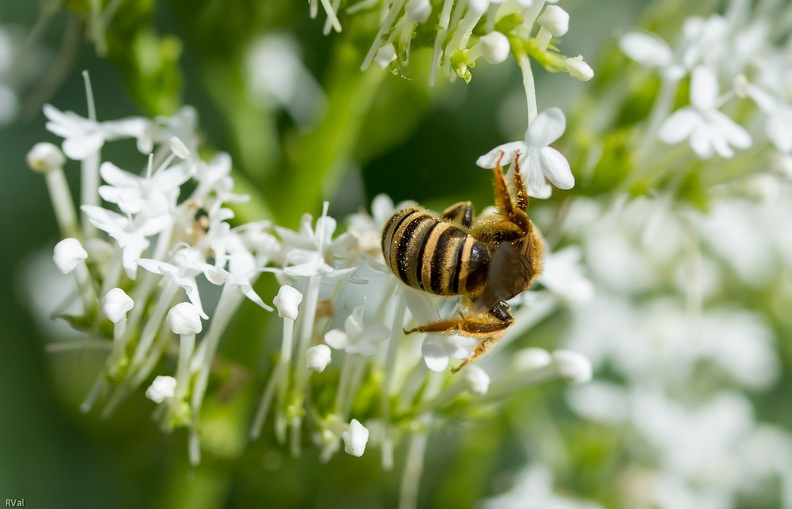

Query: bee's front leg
<box><xmin>403</xmin><ymin>302</ymin><xmax>514</xmax><ymax>372</ymax></box>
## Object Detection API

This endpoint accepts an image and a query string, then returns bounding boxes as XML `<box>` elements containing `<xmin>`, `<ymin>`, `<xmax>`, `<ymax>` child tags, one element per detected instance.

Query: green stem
<box><xmin>269</xmin><ymin>39</ymin><xmax>387</xmax><ymax>226</ymax></box>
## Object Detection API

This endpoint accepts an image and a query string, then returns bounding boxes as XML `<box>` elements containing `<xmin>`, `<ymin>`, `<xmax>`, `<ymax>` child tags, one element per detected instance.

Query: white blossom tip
<box><xmin>374</xmin><ymin>43</ymin><xmax>397</xmax><ymax>70</ymax></box>
<box><xmin>565</xmin><ymin>56</ymin><xmax>594</xmax><ymax>81</ymax></box>
<box><xmin>552</xmin><ymin>350</ymin><xmax>593</xmax><ymax>383</ymax></box>
<box><xmin>169</xmin><ymin>136</ymin><xmax>191</xmax><ymax>159</ymax></box>
<box><xmin>306</xmin><ymin>344</ymin><xmax>332</xmax><ymax>373</ymax></box>
<box><xmin>479</xmin><ymin>32</ymin><xmax>510</xmax><ymax>65</ymax></box>
<box><xmin>462</xmin><ymin>365</ymin><xmax>490</xmax><ymax>395</ymax></box>
<box><xmin>273</xmin><ymin>285</ymin><xmax>303</xmax><ymax>320</ymax></box>
<box><xmin>52</xmin><ymin>238</ymin><xmax>88</xmax><ymax>274</ymax></box>
<box><xmin>513</xmin><ymin>348</ymin><xmax>553</xmax><ymax>371</ymax></box>
<box><xmin>733</xmin><ymin>74</ymin><xmax>749</xmax><ymax>98</ymax></box>
<box><xmin>538</xmin><ymin>5</ymin><xmax>570</xmax><ymax>38</ymax></box>
<box><xmin>145</xmin><ymin>375</ymin><xmax>177</xmax><ymax>404</ymax></box>
<box><xmin>102</xmin><ymin>288</ymin><xmax>134</xmax><ymax>323</ymax></box>
<box><xmin>167</xmin><ymin>302</ymin><xmax>204</xmax><ymax>335</ymax></box>
<box><xmin>342</xmin><ymin>419</ymin><xmax>369</xmax><ymax>457</ymax></box>
<box><xmin>406</xmin><ymin>0</ymin><xmax>431</xmax><ymax>23</ymax></box>
<box><xmin>27</xmin><ymin>142</ymin><xmax>66</xmax><ymax>173</ymax></box>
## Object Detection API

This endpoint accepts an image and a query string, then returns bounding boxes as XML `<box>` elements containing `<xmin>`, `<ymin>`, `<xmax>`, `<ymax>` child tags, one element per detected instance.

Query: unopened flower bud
<box><xmin>552</xmin><ymin>350</ymin><xmax>593</xmax><ymax>383</ymax></box>
<box><xmin>479</xmin><ymin>32</ymin><xmax>510</xmax><ymax>64</ymax></box>
<box><xmin>273</xmin><ymin>285</ymin><xmax>303</xmax><ymax>320</ymax></box>
<box><xmin>306</xmin><ymin>344</ymin><xmax>332</xmax><ymax>373</ymax></box>
<box><xmin>102</xmin><ymin>288</ymin><xmax>134</xmax><ymax>323</ymax></box>
<box><xmin>169</xmin><ymin>136</ymin><xmax>191</xmax><ymax>159</ymax></box>
<box><xmin>342</xmin><ymin>419</ymin><xmax>369</xmax><ymax>457</ymax></box>
<box><xmin>565</xmin><ymin>55</ymin><xmax>594</xmax><ymax>81</ymax></box>
<box><xmin>27</xmin><ymin>142</ymin><xmax>66</xmax><ymax>173</ymax></box>
<box><xmin>52</xmin><ymin>238</ymin><xmax>88</xmax><ymax>274</ymax></box>
<box><xmin>538</xmin><ymin>5</ymin><xmax>570</xmax><ymax>38</ymax></box>
<box><xmin>167</xmin><ymin>302</ymin><xmax>203</xmax><ymax>335</ymax></box>
<box><xmin>146</xmin><ymin>375</ymin><xmax>177</xmax><ymax>403</ymax></box>
<box><xmin>513</xmin><ymin>347</ymin><xmax>553</xmax><ymax>371</ymax></box>
<box><xmin>375</xmin><ymin>43</ymin><xmax>397</xmax><ymax>70</ymax></box>
<box><xmin>462</xmin><ymin>365</ymin><xmax>490</xmax><ymax>395</ymax></box>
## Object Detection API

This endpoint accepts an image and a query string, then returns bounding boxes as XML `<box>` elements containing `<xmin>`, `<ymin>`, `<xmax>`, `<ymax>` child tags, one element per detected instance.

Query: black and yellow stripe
<box><xmin>381</xmin><ymin>206</ymin><xmax>490</xmax><ymax>296</ymax></box>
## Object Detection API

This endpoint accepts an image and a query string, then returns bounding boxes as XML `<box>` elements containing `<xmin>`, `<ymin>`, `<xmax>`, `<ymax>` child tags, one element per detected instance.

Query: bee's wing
<box><xmin>473</xmin><ymin>242</ymin><xmax>535</xmax><ymax>312</ymax></box>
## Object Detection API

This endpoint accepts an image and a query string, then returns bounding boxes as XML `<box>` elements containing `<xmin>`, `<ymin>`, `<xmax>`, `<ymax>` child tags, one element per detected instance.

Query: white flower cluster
<box><xmin>620</xmin><ymin>2</ymin><xmax>792</xmax><ymax>160</ymax></box>
<box><xmin>556</xmin><ymin>192</ymin><xmax>792</xmax><ymax>507</ymax></box>
<box><xmin>29</xmin><ymin>74</ymin><xmax>593</xmax><ymax>476</ymax></box>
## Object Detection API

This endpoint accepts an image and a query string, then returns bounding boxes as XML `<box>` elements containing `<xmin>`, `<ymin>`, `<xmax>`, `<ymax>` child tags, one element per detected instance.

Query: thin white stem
<box><xmin>398</xmin><ymin>432</ymin><xmax>429</xmax><ymax>509</ymax></box>
<box><xmin>635</xmin><ymin>75</ymin><xmax>680</xmax><ymax>164</ymax></box>
<box><xmin>72</xmin><ymin>263</ymin><xmax>97</xmax><ymax>314</ymax></box>
<box><xmin>519</xmin><ymin>53</ymin><xmax>538</xmax><ymax>124</ymax></box>
<box><xmin>128</xmin><ymin>280</ymin><xmax>180</xmax><ymax>369</ymax></box>
<box><xmin>362</xmin><ymin>0</ymin><xmax>407</xmax><ymax>70</ymax></box>
<box><xmin>44</xmin><ymin>168</ymin><xmax>80</xmax><ymax>239</ymax></box>
<box><xmin>174</xmin><ymin>333</ymin><xmax>196</xmax><ymax>401</ymax></box>
<box><xmin>322</xmin><ymin>0</ymin><xmax>343</xmax><ymax>34</ymax></box>
<box><xmin>429</xmin><ymin>0</ymin><xmax>455</xmax><ymax>86</ymax></box>
<box><xmin>81</xmin><ymin>71</ymin><xmax>99</xmax><ymax>236</ymax></box>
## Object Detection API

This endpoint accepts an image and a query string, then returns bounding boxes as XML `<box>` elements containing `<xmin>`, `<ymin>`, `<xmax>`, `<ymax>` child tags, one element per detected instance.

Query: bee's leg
<box><xmin>491</xmin><ymin>151</ymin><xmax>516</xmax><ymax>219</ymax></box>
<box><xmin>403</xmin><ymin>302</ymin><xmax>514</xmax><ymax>372</ymax></box>
<box><xmin>441</xmin><ymin>201</ymin><xmax>476</xmax><ymax>228</ymax></box>
<box><xmin>511</xmin><ymin>151</ymin><xmax>529</xmax><ymax>212</ymax></box>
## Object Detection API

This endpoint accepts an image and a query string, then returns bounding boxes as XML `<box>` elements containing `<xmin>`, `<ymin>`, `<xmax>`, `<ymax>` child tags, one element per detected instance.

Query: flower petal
<box><xmin>62</xmin><ymin>131</ymin><xmax>105</xmax><ymax>160</ymax></box>
<box><xmin>324</xmin><ymin>329</ymin><xmax>349</xmax><ymax>350</ymax></box>
<box><xmin>538</xmin><ymin>147</ymin><xmax>574</xmax><ymax>189</ymax></box>
<box><xmin>476</xmin><ymin>141</ymin><xmax>527</xmax><ymax>168</ymax></box>
<box><xmin>619</xmin><ymin>31</ymin><xmax>673</xmax><ymax>68</ymax></box>
<box><xmin>690</xmin><ymin>66</ymin><xmax>718</xmax><ymax>110</ymax></box>
<box><xmin>526</xmin><ymin>107</ymin><xmax>566</xmax><ymax>147</ymax></box>
<box><xmin>658</xmin><ymin>108</ymin><xmax>699</xmax><ymax>144</ymax></box>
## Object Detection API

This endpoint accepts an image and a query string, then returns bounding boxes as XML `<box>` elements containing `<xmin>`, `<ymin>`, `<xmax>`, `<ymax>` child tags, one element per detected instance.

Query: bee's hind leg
<box><xmin>403</xmin><ymin>301</ymin><xmax>514</xmax><ymax>373</ymax></box>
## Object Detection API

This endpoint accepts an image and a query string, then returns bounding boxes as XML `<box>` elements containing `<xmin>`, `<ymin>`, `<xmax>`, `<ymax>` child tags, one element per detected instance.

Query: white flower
<box><xmin>306</xmin><ymin>344</ymin><xmax>332</xmax><ymax>372</ymax></box>
<box><xmin>564</xmin><ymin>56</ymin><xmax>594</xmax><ymax>81</ymax></box>
<box><xmin>273</xmin><ymin>285</ymin><xmax>303</xmax><ymax>320</ymax></box>
<box><xmin>537</xmin><ymin>5</ymin><xmax>569</xmax><ymax>38</ymax></box>
<box><xmin>539</xmin><ymin>246</ymin><xmax>595</xmax><ymax>306</ymax></box>
<box><xmin>43</xmin><ymin>104</ymin><xmax>149</xmax><ymax>160</ymax></box>
<box><xmin>658</xmin><ymin>66</ymin><xmax>751</xmax><ymax>159</ymax></box>
<box><xmin>552</xmin><ymin>350</ymin><xmax>592</xmax><ymax>383</ymax></box>
<box><xmin>374</xmin><ymin>43</ymin><xmax>397</xmax><ymax>70</ymax></box>
<box><xmin>324</xmin><ymin>303</ymin><xmax>390</xmax><ymax>356</ymax></box>
<box><xmin>743</xmin><ymin>83</ymin><xmax>792</xmax><ymax>153</ymax></box>
<box><xmin>98</xmin><ymin>161</ymin><xmax>192</xmax><ymax>217</ymax></box>
<box><xmin>139</xmin><ymin>106</ymin><xmax>200</xmax><ymax>155</ymax></box>
<box><xmin>26</xmin><ymin>142</ymin><xmax>66</xmax><ymax>173</ymax></box>
<box><xmin>82</xmin><ymin>205</ymin><xmax>170</xmax><ymax>279</ymax></box>
<box><xmin>462</xmin><ymin>365</ymin><xmax>490</xmax><ymax>395</ymax></box>
<box><xmin>137</xmin><ymin>248</ymin><xmax>211</xmax><ymax>319</ymax></box>
<box><xmin>145</xmin><ymin>375</ymin><xmax>177</xmax><ymax>404</ymax></box>
<box><xmin>52</xmin><ymin>238</ymin><xmax>87</xmax><ymax>274</ymax></box>
<box><xmin>167</xmin><ymin>302</ymin><xmax>204</xmax><ymax>335</ymax></box>
<box><xmin>341</xmin><ymin>419</ymin><xmax>369</xmax><ymax>457</ymax></box>
<box><xmin>477</xmin><ymin>108</ymin><xmax>574</xmax><ymax>198</ymax></box>
<box><xmin>102</xmin><ymin>288</ymin><xmax>134</xmax><ymax>323</ymax></box>
<box><xmin>619</xmin><ymin>31</ymin><xmax>684</xmax><ymax>80</ymax></box>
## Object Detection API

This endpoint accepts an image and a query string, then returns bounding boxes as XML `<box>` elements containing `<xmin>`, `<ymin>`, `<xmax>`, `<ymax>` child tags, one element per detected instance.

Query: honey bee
<box><xmin>381</xmin><ymin>152</ymin><xmax>543</xmax><ymax>372</ymax></box>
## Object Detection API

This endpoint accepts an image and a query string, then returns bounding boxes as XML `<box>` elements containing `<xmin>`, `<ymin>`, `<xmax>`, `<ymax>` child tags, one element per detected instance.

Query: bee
<box><xmin>381</xmin><ymin>152</ymin><xmax>543</xmax><ymax>372</ymax></box>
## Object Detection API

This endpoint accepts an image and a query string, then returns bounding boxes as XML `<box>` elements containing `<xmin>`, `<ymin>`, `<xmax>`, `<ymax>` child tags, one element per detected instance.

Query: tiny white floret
<box><xmin>552</xmin><ymin>349</ymin><xmax>593</xmax><ymax>384</ymax></box>
<box><xmin>537</xmin><ymin>5</ymin><xmax>569</xmax><ymax>37</ymax></box>
<box><xmin>27</xmin><ymin>142</ymin><xmax>66</xmax><ymax>173</ymax></box>
<box><xmin>342</xmin><ymin>419</ymin><xmax>370</xmax><ymax>457</ymax></box>
<box><xmin>374</xmin><ymin>43</ymin><xmax>397</xmax><ymax>70</ymax></box>
<box><xmin>463</xmin><ymin>365</ymin><xmax>490</xmax><ymax>395</ymax></box>
<box><xmin>52</xmin><ymin>238</ymin><xmax>88</xmax><ymax>274</ymax></box>
<box><xmin>479</xmin><ymin>32</ymin><xmax>510</xmax><ymax>64</ymax></box>
<box><xmin>145</xmin><ymin>375</ymin><xmax>177</xmax><ymax>403</ymax></box>
<box><xmin>513</xmin><ymin>347</ymin><xmax>553</xmax><ymax>371</ymax></box>
<box><xmin>564</xmin><ymin>56</ymin><xmax>594</xmax><ymax>81</ymax></box>
<box><xmin>169</xmin><ymin>136</ymin><xmax>191</xmax><ymax>159</ymax></box>
<box><xmin>273</xmin><ymin>285</ymin><xmax>303</xmax><ymax>320</ymax></box>
<box><xmin>102</xmin><ymin>288</ymin><xmax>134</xmax><ymax>323</ymax></box>
<box><xmin>167</xmin><ymin>302</ymin><xmax>204</xmax><ymax>335</ymax></box>
<box><xmin>306</xmin><ymin>344</ymin><xmax>332</xmax><ymax>373</ymax></box>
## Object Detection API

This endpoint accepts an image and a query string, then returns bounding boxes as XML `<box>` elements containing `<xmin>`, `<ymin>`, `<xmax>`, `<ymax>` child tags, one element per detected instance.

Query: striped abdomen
<box><xmin>381</xmin><ymin>206</ymin><xmax>490</xmax><ymax>296</ymax></box>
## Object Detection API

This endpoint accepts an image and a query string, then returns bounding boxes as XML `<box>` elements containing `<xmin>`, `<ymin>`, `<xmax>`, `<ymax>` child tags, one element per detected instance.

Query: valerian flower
<box><xmin>477</xmin><ymin>108</ymin><xmax>574</xmax><ymax>198</ymax></box>
<box><xmin>658</xmin><ymin>66</ymin><xmax>751</xmax><ymax>159</ymax></box>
